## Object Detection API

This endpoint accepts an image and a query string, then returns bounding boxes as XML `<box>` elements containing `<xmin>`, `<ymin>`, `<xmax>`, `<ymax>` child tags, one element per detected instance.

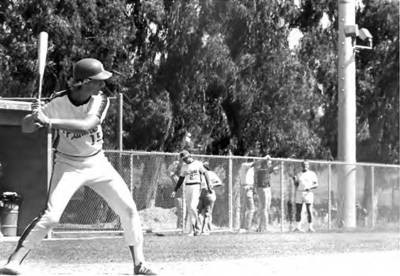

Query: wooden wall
<box><xmin>0</xmin><ymin>100</ymin><xmax>48</xmax><ymax>235</ymax></box>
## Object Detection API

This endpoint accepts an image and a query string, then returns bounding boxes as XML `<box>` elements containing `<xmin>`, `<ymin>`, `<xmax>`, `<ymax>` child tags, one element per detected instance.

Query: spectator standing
<box><xmin>171</xmin><ymin>150</ymin><xmax>211</xmax><ymax>236</ymax></box>
<box><xmin>292</xmin><ymin>160</ymin><xmax>319</xmax><ymax>232</ymax></box>
<box><xmin>197</xmin><ymin>162</ymin><xmax>222</xmax><ymax>235</ymax></box>
<box><xmin>253</xmin><ymin>155</ymin><xmax>276</xmax><ymax>232</ymax></box>
<box><xmin>239</xmin><ymin>159</ymin><xmax>255</xmax><ymax>231</ymax></box>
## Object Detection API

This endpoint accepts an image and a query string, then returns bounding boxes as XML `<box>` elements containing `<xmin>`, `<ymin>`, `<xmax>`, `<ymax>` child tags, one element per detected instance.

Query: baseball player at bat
<box><xmin>0</xmin><ymin>58</ymin><xmax>157</xmax><ymax>275</ymax></box>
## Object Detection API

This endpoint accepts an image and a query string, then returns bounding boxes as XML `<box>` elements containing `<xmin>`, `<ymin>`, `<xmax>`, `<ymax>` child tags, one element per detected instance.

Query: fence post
<box><xmin>130</xmin><ymin>153</ymin><xmax>134</xmax><ymax>198</ymax></box>
<box><xmin>46</xmin><ymin>136</ymin><xmax>53</xmax><ymax>239</ymax></box>
<box><xmin>280</xmin><ymin>161</ymin><xmax>284</xmax><ymax>232</ymax></box>
<box><xmin>228</xmin><ymin>150</ymin><xmax>233</xmax><ymax>231</ymax></box>
<box><xmin>182</xmin><ymin>183</ymin><xmax>186</xmax><ymax>234</ymax></box>
<box><xmin>398</xmin><ymin>168</ymin><xmax>400</xmax><ymax>233</ymax></box>
<box><xmin>370</xmin><ymin>166</ymin><xmax>375</xmax><ymax>228</ymax></box>
<box><xmin>117</xmin><ymin>93</ymin><xmax>123</xmax><ymax>151</ymax></box>
<box><xmin>328</xmin><ymin>164</ymin><xmax>332</xmax><ymax>230</ymax></box>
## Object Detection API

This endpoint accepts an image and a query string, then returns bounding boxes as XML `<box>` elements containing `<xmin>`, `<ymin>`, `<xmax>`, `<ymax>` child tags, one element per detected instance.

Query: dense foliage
<box><xmin>0</xmin><ymin>0</ymin><xmax>398</xmax><ymax>163</ymax></box>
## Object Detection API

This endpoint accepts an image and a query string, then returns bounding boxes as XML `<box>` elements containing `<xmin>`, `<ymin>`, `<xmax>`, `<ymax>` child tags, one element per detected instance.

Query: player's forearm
<box><xmin>174</xmin><ymin>177</ymin><xmax>185</xmax><ymax>192</ymax></box>
<box><xmin>49</xmin><ymin>117</ymin><xmax>99</xmax><ymax>131</ymax></box>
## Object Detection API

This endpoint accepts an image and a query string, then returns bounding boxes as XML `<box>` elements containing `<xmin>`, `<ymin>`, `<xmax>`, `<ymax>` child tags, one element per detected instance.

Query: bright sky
<box><xmin>288</xmin><ymin>28</ymin><xmax>303</xmax><ymax>50</ymax></box>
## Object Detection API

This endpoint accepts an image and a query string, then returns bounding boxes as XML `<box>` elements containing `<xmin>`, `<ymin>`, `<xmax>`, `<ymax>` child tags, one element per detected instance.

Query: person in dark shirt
<box><xmin>253</xmin><ymin>155</ymin><xmax>277</xmax><ymax>232</ymax></box>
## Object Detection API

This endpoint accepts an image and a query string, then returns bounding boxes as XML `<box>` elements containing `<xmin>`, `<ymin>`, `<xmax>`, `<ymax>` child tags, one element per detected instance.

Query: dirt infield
<box><xmin>1</xmin><ymin>231</ymin><xmax>399</xmax><ymax>275</ymax></box>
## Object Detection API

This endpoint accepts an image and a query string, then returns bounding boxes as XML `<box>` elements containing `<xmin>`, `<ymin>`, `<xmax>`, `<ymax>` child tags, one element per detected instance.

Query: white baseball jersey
<box><xmin>244</xmin><ymin>167</ymin><xmax>254</xmax><ymax>189</ymax></box>
<box><xmin>180</xmin><ymin>160</ymin><xmax>206</xmax><ymax>184</ymax></box>
<box><xmin>239</xmin><ymin>162</ymin><xmax>253</xmax><ymax>186</ymax></box>
<box><xmin>295</xmin><ymin>169</ymin><xmax>318</xmax><ymax>204</ymax></box>
<box><xmin>296</xmin><ymin>170</ymin><xmax>318</xmax><ymax>191</ymax></box>
<box><xmin>43</xmin><ymin>90</ymin><xmax>109</xmax><ymax>157</ymax></box>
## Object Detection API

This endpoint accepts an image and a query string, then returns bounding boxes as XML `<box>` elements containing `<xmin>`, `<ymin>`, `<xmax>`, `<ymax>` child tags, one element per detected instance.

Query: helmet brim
<box><xmin>89</xmin><ymin>70</ymin><xmax>113</xmax><ymax>80</ymax></box>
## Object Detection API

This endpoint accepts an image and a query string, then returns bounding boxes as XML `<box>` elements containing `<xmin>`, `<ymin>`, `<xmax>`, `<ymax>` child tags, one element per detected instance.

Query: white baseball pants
<box><xmin>184</xmin><ymin>184</ymin><xmax>200</xmax><ymax>233</ymax></box>
<box><xmin>20</xmin><ymin>152</ymin><xmax>143</xmax><ymax>249</ymax></box>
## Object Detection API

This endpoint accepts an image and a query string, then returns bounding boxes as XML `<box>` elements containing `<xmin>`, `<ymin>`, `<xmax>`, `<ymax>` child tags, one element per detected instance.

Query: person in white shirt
<box><xmin>171</xmin><ymin>150</ymin><xmax>211</xmax><ymax>236</ymax></box>
<box><xmin>292</xmin><ymin>160</ymin><xmax>318</xmax><ymax>232</ymax></box>
<box><xmin>239</xmin><ymin>159</ymin><xmax>255</xmax><ymax>231</ymax></box>
<box><xmin>0</xmin><ymin>58</ymin><xmax>156</xmax><ymax>275</ymax></box>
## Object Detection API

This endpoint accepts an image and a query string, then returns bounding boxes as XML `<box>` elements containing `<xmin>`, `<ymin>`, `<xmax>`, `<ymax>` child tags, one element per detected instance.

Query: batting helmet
<box><xmin>73</xmin><ymin>58</ymin><xmax>112</xmax><ymax>82</ymax></box>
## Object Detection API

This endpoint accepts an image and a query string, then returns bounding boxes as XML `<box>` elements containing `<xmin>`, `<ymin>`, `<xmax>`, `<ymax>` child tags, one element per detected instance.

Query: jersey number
<box><xmin>90</xmin><ymin>132</ymin><xmax>102</xmax><ymax>145</ymax></box>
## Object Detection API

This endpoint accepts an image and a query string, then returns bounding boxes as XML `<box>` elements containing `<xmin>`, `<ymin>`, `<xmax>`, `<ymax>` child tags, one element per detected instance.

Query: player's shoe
<box><xmin>0</xmin><ymin>263</ymin><xmax>21</xmax><ymax>275</ymax></box>
<box><xmin>134</xmin><ymin>262</ymin><xmax>157</xmax><ymax>275</ymax></box>
<box><xmin>308</xmin><ymin>225</ymin><xmax>316</xmax><ymax>232</ymax></box>
<box><xmin>293</xmin><ymin>227</ymin><xmax>304</xmax><ymax>232</ymax></box>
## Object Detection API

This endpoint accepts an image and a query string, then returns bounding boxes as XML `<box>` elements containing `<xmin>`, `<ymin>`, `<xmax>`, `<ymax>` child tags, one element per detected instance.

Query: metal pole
<box><xmin>46</xmin><ymin>128</ymin><xmax>53</xmax><ymax>239</ymax></box>
<box><xmin>130</xmin><ymin>154</ymin><xmax>134</xmax><ymax>198</ymax></box>
<box><xmin>370</xmin><ymin>166</ymin><xmax>375</xmax><ymax>228</ymax></box>
<box><xmin>328</xmin><ymin>164</ymin><xmax>332</xmax><ymax>230</ymax></box>
<box><xmin>228</xmin><ymin>151</ymin><xmax>233</xmax><ymax>231</ymax></box>
<box><xmin>182</xmin><ymin>183</ymin><xmax>186</xmax><ymax>233</ymax></box>
<box><xmin>117</xmin><ymin>93</ymin><xmax>123</xmax><ymax>151</ymax></box>
<box><xmin>338</xmin><ymin>0</ymin><xmax>357</xmax><ymax>228</ymax></box>
<box><xmin>398</xmin><ymin>168</ymin><xmax>400</xmax><ymax>232</ymax></box>
<box><xmin>280</xmin><ymin>161</ymin><xmax>284</xmax><ymax>232</ymax></box>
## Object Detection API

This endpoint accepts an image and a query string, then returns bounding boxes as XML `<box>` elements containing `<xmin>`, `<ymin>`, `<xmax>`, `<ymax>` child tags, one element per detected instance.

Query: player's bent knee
<box><xmin>41</xmin><ymin>212</ymin><xmax>60</xmax><ymax>228</ymax></box>
<box><xmin>121</xmin><ymin>205</ymin><xmax>138</xmax><ymax>219</ymax></box>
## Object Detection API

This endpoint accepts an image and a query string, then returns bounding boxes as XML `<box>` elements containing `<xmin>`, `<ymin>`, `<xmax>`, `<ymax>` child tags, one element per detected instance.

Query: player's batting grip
<box><xmin>37</xmin><ymin>31</ymin><xmax>48</xmax><ymax>100</ymax></box>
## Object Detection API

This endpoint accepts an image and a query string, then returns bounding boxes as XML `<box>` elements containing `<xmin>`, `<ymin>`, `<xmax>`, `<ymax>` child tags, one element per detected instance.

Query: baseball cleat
<box><xmin>292</xmin><ymin>227</ymin><xmax>304</xmax><ymax>232</ymax></box>
<box><xmin>134</xmin><ymin>262</ymin><xmax>157</xmax><ymax>275</ymax></box>
<box><xmin>0</xmin><ymin>263</ymin><xmax>21</xmax><ymax>275</ymax></box>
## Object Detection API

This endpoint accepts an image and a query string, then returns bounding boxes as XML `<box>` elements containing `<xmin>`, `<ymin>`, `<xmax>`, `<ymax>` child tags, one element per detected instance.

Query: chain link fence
<box><xmin>54</xmin><ymin>151</ymin><xmax>400</xmax><ymax>235</ymax></box>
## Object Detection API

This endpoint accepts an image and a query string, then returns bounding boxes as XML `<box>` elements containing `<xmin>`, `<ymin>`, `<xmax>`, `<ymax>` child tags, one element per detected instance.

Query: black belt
<box><xmin>257</xmin><ymin>185</ymin><xmax>271</xmax><ymax>188</ymax></box>
<box><xmin>186</xmin><ymin>183</ymin><xmax>200</xmax><ymax>186</ymax></box>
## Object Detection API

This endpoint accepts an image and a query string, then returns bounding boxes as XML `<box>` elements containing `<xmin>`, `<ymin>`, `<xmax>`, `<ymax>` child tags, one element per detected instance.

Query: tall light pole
<box><xmin>338</xmin><ymin>1</ymin><xmax>373</xmax><ymax>228</ymax></box>
<box><xmin>338</xmin><ymin>0</ymin><xmax>357</xmax><ymax>228</ymax></box>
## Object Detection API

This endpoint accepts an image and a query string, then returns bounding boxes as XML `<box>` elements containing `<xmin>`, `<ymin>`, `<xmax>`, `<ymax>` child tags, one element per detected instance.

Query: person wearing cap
<box><xmin>292</xmin><ymin>159</ymin><xmax>319</xmax><ymax>232</ymax></box>
<box><xmin>171</xmin><ymin>150</ymin><xmax>212</xmax><ymax>236</ymax></box>
<box><xmin>0</xmin><ymin>58</ymin><xmax>157</xmax><ymax>275</ymax></box>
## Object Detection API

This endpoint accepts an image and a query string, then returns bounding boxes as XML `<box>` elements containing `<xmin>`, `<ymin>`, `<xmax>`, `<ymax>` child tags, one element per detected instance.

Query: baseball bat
<box><xmin>36</xmin><ymin>32</ymin><xmax>53</xmax><ymax>199</ymax></box>
<box><xmin>37</xmin><ymin>31</ymin><xmax>48</xmax><ymax>100</ymax></box>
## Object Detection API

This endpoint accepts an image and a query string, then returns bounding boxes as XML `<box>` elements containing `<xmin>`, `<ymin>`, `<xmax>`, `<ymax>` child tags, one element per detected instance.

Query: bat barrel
<box><xmin>37</xmin><ymin>31</ymin><xmax>48</xmax><ymax>100</ymax></box>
